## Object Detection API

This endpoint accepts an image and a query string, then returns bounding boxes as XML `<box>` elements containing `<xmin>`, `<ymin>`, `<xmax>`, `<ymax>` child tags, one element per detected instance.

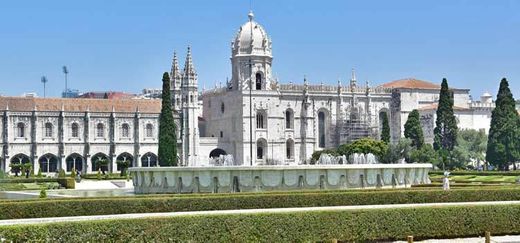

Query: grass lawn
<box><xmin>430</xmin><ymin>174</ymin><xmax>519</xmax><ymax>184</ymax></box>
<box><xmin>0</xmin><ymin>182</ymin><xmax>60</xmax><ymax>191</ymax></box>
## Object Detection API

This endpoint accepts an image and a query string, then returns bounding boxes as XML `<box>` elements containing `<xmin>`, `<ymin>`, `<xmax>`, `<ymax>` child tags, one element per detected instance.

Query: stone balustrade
<box><xmin>129</xmin><ymin>163</ymin><xmax>432</xmax><ymax>194</ymax></box>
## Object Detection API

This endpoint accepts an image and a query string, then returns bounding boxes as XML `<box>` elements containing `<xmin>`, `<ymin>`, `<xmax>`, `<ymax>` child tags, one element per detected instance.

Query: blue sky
<box><xmin>0</xmin><ymin>0</ymin><xmax>518</xmax><ymax>99</ymax></box>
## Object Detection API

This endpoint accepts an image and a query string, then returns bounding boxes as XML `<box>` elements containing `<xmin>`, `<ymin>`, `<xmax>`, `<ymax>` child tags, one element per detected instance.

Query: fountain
<box><xmin>129</xmin><ymin>152</ymin><xmax>432</xmax><ymax>194</ymax></box>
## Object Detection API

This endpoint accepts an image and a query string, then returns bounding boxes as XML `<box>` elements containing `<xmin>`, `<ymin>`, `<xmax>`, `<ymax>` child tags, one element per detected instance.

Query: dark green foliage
<box><xmin>433</xmin><ymin>78</ymin><xmax>458</xmax><ymax>151</ymax></box>
<box><xmin>380</xmin><ymin>138</ymin><xmax>413</xmax><ymax>163</ymax></box>
<box><xmin>311</xmin><ymin>149</ymin><xmax>340</xmax><ymax>163</ymax></box>
<box><xmin>337</xmin><ymin>138</ymin><xmax>388</xmax><ymax>160</ymax></box>
<box><xmin>115</xmin><ymin>160</ymin><xmax>131</xmax><ymax>176</ymax></box>
<box><xmin>410</xmin><ymin>144</ymin><xmax>440</xmax><ymax>165</ymax></box>
<box><xmin>452</xmin><ymin>129</ymin><xmax>487</xmax><ymax>169</ymax></box>
<box><xmin>39</xmin><ymin>189</ymin><xmax>47</xmax><ymax>199</ymax></box>
<box><xmin>2</xmin><ymin>188</ymin><xmax>520</xmax><ymax>220</ymax></box>
<box><xmin>1</xmin><ymin>204</ymin><xmax>520</xmax><ymax>242</ymax></box>
<box><xmin>158</xmin><ymin>72</ymin><xmax>178</xmax><ymax>166</ymax></box>
<box><xmin>404</xmin><ymin>109</ymin><xmax>424</xmax><ymax>148</ymax></box>
<box><xmin>380</xmin><ymin>112</ymin><xmax>391</xmax><ymax>143</ymax></box>
<box><xmin>486</xmin><ymin>78</ymin><xmax>520</xmax><ymax>170</ymax></box>
<box><xmin>0</xmin><ymin>178</ymin><xmax>74</xmax><ymax>189</ymax></box>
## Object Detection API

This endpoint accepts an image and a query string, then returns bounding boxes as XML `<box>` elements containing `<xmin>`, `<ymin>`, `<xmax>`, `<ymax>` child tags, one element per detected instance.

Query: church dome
<box><xmin>232</xmin><ymin>11</ymin><xmax>272</xmax><ymax>57</ymax></box>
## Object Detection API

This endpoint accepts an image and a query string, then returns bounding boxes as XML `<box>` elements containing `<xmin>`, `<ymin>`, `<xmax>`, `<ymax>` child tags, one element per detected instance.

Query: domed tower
<box><xmin>230</xmin><ymin>11</ymin><xmax>274</xmax><ymax>91</ymax></box>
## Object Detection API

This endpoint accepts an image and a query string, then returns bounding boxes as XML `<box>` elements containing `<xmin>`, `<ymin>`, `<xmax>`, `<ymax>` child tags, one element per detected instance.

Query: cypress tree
<box><xmin>158</xmin><ymin>72</ymin><xmax>178</xmax><ymax>166</ymax></box>
<box><xmin>433</xmin><ymin>78</ymin><xmax>458</xmax><ymax>152</ymax></box>
<box><xmin>486</xmin><ymin>78</ymin><xmax>520</xmax><ymax>170</ymax></box>
<box><xmin>404</xmin><ymin>109</ymin><xmax>424</xmax><ymax>148</ymax></box>
<box><xmin>380</xmin><ymin>112</ymin><xmax>391</xmax><ymax>143</ymax></box>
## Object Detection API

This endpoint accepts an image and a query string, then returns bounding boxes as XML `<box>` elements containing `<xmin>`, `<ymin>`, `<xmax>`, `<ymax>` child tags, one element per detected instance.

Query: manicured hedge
<box><xmin>2</xmin><ymin>188</ymin><xmax>520</xmax><ymax>219</ymax></box>
<box><xmin>430</xmin><ymin>170</ymin><xmax>520</xmax><ymax>176</ymax></box>
<box><xmin>0</xmin><ymin>204</ymin><xmax>519</xmax><ymax>242</ymax></box>
<box><xmin>0</xmin><ymin>178</ymin><xmax>75</xmax><ymax>189</ymax></box>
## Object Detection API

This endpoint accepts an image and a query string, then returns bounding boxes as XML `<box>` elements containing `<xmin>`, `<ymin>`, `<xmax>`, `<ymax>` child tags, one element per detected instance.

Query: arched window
<box><xmin>285</xmin><ymin>109</ymin><xmax>293</xmax><ymax>129</ymax></box>
<box><xmin>256</xmin><ymin>111</ymin><xmax>266</xmax><ymax>129</ymax></box>
<box><xmin>44</xmin><ymin>122</ymin><xmax>53</xmax><ymax>137</ymax></box>
<box><xmin>121</xmin><ymin>123</ymin><xmax>130</xmax><ymax>138</ymax></box>
<box><xmin>96</xmin><ymin>123</ymin><xmax>105</xmax><ymax>138</ymax></box>
<box><xmin>39</xmin><ymin>154</ymin><xmax>58</xmax><ymax>173</ymax></box>
<box><xmin>221</xmin><ymin>102</ymin><xmax>225</xmax><ymax>113</ymax></box>
<box><xmin>190</xmin><ymin>95</ymin><xmax>194</xmax><ymax>103</ymax></box>
<box><xmin>286</xmin><ymin>139</ymin><xmax>294</xmax><ymax>159</ymax></box>
<box><xmin>318</xmin><ymin>111</ymin><xmax>326</xmax><ymax>148</ymax></box>
<box><xmin>71</xmin><ymin>123</ymin><xmax>79</xmax><ymax>138</ymax></box>
<box><xmin>141</xmin><ymin>152</ymin><xmax>158</xmax><ymax>167</ymax></box>
<box><xmin>146</xmin><ymin>124</ymin><xmax>154</xmax><ymax>137</ymax></box>
<box><xmin>257</xmin><ymin>139</ymin><xmax>267</xmax><ymax>160</ymax></box>
<box><xmin>255</xmin><ymin>73</ymin><xmax>262</xmax><ymax>90</ymax></box>
<box><xmin>17</xmin><ymin>122</ymin><xmax>25</xmax><ymax>138</ymax></box>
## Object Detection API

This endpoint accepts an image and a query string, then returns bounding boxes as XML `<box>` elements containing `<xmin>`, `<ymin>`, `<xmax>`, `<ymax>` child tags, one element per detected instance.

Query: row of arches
<box><xmin>8</xmin><ymin>152</ymin><xmax>159</xmax><ymax>173</ymax></box>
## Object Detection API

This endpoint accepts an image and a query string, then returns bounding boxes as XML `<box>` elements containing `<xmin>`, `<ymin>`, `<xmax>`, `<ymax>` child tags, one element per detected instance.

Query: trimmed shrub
<box><xmin>39</xmin><ymin>189</ymin><xmax>47</xmax><ymax>199</ymax></box>
<box><xmin>429</xmin><ymin>170</ymin><xmax>520</xmax><ymax>176</ymax></box>
<box><xmin>1</xmin><ymin>188</ymin><xmax>520</xmax><ymax>220</ymax></box>
<box><xmin>0</xmin><ymin>204</ymin><xmax>519</xmax><ymax>242</ymax></box>
<box><xmin>0</xmin><ymin>178</ymin><xmax>74</xmax><ymax>189</ymax></box>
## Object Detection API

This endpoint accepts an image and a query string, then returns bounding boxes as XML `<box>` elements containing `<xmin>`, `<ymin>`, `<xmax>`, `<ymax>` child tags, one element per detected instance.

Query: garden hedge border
<box><xmin>0</xmin><ymin>204</ymin><xmax>519</xmax><ymax>242</ymax></box>
<box><xmin>0</xmin><ymin>178</ymin><xmax>75</xmax><ymax>189</ymax></box>
<box><xmin>1</xmin><ymin>188</ymin><xmax>520</xmax><ymax>219</ymax></box>
<box><xmin>429</xmin><ymin>171</ymin><xmax>520</xmax><ymax>176</ymax></box>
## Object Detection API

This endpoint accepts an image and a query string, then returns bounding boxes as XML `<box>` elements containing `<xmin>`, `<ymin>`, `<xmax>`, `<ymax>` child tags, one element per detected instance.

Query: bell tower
<box><xmin>230</xmin><ymin>11</ymin><xmax>274</xmax><ymax>91</ymax></box>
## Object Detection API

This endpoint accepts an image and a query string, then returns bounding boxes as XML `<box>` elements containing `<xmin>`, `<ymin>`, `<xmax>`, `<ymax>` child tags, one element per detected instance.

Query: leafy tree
<box><xmin>116</xmin><ymin>160</ymin><xmax>131</xmax><ymax>176</ymax></box>
<box><xmin>158</xmin><ymin>72</ymin><xmax>178</xmax><ymax>166</ymax></box>
<box><xmin>452</xmin><ymin>129</ymin><xmax>487</xmax><ymax>169</ymax></box>
<box><xmin>381</xmin><ymin>138</ymin><xmax>413</xmax><ymax>164</ymax></box>
<box><xmin>311</xmin><ymin>149</ymin><xmax>340</xmax><ymax>164</ymax></box>
<box><xmin>433</xmin><ymin>78</ymin><xmax>458</xmax><ymax>151</ymax></box>
<box><xmin>380</xmin><ymin>112</ymin><xmax>390</xmax><ymax>143</ymax></box>
<box><xmin>337</xmin><ymin>138</ymin><xmax>388</xmax><ymax>161</ymax></box>
<box><xmin>486</xmin><ymin>78</ymin><xmax>520</xmax><ymax>170</ymax></box>
<box><xmin>410</xmin><ymin>144</ymin><xmax>440</xmax><ymax>166</ymax></box>
<box><xmin>404</xmin><ymin>109</ymin><xmax>424</xmax><ymax>148</ymax></box>
<box><xmin>433</xmin><ymin>78</ymin><xmax>458</xmax><ymax>169</ymax></box>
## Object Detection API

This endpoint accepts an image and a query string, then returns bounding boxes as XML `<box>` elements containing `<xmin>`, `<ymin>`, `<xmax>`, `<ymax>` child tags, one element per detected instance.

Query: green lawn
<box><xmin>0</xmin><ymin>182</ymin><xmax>60</xmax><ymax>191</ymax></box>
<box><xmin>430</xmin><ymin>174</ymin><xmax>519</xmax><ymax>184</ymax></box>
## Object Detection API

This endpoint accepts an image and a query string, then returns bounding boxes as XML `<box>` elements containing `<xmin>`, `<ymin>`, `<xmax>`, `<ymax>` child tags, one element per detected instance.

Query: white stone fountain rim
<box><xmin>129</xmin><ymin>163</ymin><xmax>433</xmax><ymax>172</ymax></box>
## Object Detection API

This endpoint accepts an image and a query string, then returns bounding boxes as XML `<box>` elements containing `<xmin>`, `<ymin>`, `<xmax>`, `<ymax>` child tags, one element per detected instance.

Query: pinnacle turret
<box><xmin>170</xmin><ymin>51</ymin><xmax>181</xmax><ymax>79</ymax></box>
<box><xmin>183</xmin><ymin>46</ymin><xmax>196</xmax><ymax>76</ymax></box>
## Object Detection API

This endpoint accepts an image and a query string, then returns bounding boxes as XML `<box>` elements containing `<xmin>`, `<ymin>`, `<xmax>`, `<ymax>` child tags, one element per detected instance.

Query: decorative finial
<box><xmin>351</xmin><ymin>68</ymin><xmax>356</xmax><ymax>81</ymax></box>
<box><xmin>248</xmin><ymin>10</ymin><xmax>254</xmax><ymax>21</ymax></box>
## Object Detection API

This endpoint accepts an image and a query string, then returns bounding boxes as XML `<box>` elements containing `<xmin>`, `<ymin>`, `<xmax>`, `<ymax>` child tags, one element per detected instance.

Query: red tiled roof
<box><xmin>381</xmin><ymin>78</ymin><xmax>440</xmax><ymax>90</ymax></box>
<box><xmin>0</xmin><ymin>96</ymin><xmax>161</xmax><ymax>113</ymax></box>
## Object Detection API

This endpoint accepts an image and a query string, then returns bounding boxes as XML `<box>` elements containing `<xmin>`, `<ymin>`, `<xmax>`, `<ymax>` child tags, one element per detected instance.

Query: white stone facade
<box><xmin>0</xmin><ymin>98</ymin><xmax>161</xmax><ymax>174</ymax></box>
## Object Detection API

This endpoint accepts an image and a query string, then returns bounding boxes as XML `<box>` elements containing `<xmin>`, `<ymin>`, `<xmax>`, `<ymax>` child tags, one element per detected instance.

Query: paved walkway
<box><xmin>1</xmin><ymin>200</ymin><xmax>519</xmax><ymax>226</ymax></box>
<box><xmin>394</xmin><ymin>235</ymin><xmax>520</xmax><ymax>243</ymax></box>
<box><xmin>74</xmin><ymin>179</ymin><xmax>133</xmax><ymax>190</ymax></box>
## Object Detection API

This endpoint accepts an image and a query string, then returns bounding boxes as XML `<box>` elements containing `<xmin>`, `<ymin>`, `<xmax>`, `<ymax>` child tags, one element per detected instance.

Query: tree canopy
<box><xmin>380</xmin><ymin>112</ymin><xmax>391</xmax><ymax>144</ymax></box>
<box><xmin>433</xmin><ymin>78</ymin><xmax>458</xmax><ymax>152</ymax></box>
<box><xmin>158</xmin><ymin>72</ymin><xmax>178</xmax><ymax>166</ymax></box>
<box><xmin>404</xmin><ymin>109</ymin><xmax>424</xmax><ymax>149</ymax></box>
<box><xmin>486</xmin><ymin>78</ymin><xmax>520</xmax><ymax>170</ymax></box>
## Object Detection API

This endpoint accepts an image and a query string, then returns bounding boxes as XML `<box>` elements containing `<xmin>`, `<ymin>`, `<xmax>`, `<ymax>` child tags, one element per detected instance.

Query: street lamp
<box><xmin>41</xmin><ymin>76</ymin><xmax>48</xmax><ymax>98</ymax></box>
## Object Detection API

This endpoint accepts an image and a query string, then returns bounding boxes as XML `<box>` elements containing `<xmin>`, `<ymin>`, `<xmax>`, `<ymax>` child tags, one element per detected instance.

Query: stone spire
<box><xmin>350</xmin><ymin>68</ymin><xmax>357</xmax><ymax>91</ymax></box>
<box><xmin>183</xmin><ymin>46</ymin><xmax>196</xmax><ymax>77</ymax></box>
<box><xmin>170</xmin><ymin>51</ymin><xmax>181</xmax><ymax>79</ymax></box>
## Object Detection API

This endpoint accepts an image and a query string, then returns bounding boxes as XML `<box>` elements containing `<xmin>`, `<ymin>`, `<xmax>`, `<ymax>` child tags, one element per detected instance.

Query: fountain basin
<box><xmin>129</xmin><ymin>164</ymin><xmax>432</xmax><ymax>194</ymax></box>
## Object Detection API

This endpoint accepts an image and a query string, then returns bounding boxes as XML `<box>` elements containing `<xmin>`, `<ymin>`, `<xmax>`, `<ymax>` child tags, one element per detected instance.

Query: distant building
<box><xmin>78</xmin><ymin>91</ymin><xmax>135</xmax><ymax>99</ymax></box>
<box><xmin>61</xmin><ymin>89</ymin><xmax>81</xmax><ymax>98</ymax></box>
